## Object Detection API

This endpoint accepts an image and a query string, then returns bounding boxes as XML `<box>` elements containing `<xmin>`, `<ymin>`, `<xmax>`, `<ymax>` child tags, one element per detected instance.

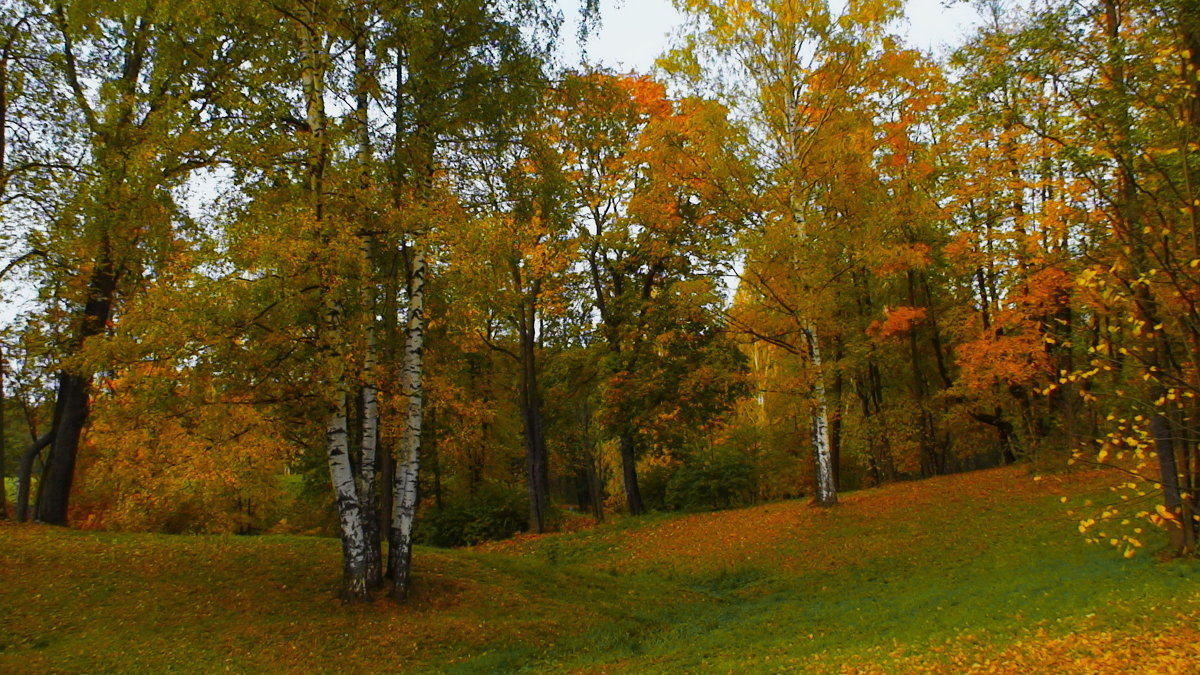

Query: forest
<box><xmin>0</xmin><ymin>0</ymin><xmax>1198</xmax><ymax>649</ymax></box>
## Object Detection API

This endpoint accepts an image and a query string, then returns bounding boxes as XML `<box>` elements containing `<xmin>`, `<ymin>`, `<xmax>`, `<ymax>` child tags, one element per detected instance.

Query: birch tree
<box><xmin>380</xmin><ymin>0</ymin><xmax>556</xmax><ymax>600</ymax></box>
<box><xmin>668</xmin><ymin>0</ymin><xmax>910</xmax><ymax>505</ymax></box>
<box><xmin>273</xmin><ymin>0</ymin><xmax>373</xmax><ymax>601</ymax></box>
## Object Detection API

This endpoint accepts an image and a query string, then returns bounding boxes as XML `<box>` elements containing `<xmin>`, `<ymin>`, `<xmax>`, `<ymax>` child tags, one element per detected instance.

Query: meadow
<box><xmin>3</xmin><ymin>465</ymin><xmax>1198</xmax><ymax>674</ymax></box>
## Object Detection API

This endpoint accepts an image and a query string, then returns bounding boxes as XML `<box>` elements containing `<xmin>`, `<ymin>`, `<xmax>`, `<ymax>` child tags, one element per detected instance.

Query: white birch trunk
<box><xmin>300</xmin><ymin>6</ymin><xmax>368</xmax><ymax>600</ymax></box>
<box><xmin>390</xmin><ymin>252</ymin><xmax>427</xmax><ymax>601</ymax></box>
<box><xmin>782</xmin><ymin>45</ymin><xmax>837</xmax><ymax>508</ymax></box>
<box><xmin>805</xmin><ymin>326</ymin><xmax>836</xmax><ymax>506</ymax></box>
<box><xmin>327</xmin><ymin>385</ymin><xmax>369</xmax><ymax>600</ymax></box>
<box><xmin>358</xmin><ymin>297</ymin><xmax>382</xmax><ymax>587</ymax></box>
<box><xmin>353</xmin><ymin>18</ymin><xmax>383</xmax><ymax>590</ymax></box>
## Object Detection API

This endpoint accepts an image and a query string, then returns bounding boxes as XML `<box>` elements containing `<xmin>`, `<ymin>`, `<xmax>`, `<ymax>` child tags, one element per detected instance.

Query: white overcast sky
<box><xmin>557</xmin><ymin>0</ymin><xmax>984</xmax><ymax>72</ymax></box>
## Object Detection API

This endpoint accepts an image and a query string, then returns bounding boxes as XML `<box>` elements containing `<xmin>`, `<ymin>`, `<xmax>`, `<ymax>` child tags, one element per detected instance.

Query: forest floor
<box><xmin>2</xmin><ymin>465</ymin><xmax>1199</xmax><ymax>673</ymax></box>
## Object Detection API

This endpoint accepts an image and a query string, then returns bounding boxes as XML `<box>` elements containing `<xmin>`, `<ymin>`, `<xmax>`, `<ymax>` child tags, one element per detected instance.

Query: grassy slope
<box><xmin>2</xmin><ymin>466</ymin><xmax>1198</xmax><ymax>674</ymax></box>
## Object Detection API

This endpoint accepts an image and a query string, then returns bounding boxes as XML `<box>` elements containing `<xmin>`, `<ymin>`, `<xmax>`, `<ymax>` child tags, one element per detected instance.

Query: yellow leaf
<box><xmin>1156</xmin><ymin>504</ymin><xmax>1178</xmax><ymax>521</ymax></box>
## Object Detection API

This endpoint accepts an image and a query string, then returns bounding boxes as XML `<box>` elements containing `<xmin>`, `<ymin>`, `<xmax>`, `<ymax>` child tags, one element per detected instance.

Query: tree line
<box><xmin>1</xmin><ymin>0</ymin><xmax>1197</xmax><ymax>601</ymax></box>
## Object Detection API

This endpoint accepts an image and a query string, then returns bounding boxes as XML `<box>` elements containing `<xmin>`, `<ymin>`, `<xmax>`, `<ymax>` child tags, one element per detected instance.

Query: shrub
<box><xmin>664</xmin><ymin>450</ymin><xmax>757</xmax><ymax>512</ymax></box>
<box><xmin>415</xmin><ymin>485</ymin><xmax>528</xmax><ymax>547</ymax></box>
<box><xmin>637</xmin><ymin>462</ymin><xmax>675</xmax><ymax>512</ymax></box>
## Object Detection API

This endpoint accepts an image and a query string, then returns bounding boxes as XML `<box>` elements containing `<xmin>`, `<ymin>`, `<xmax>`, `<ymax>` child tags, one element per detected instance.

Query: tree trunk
<box><xmin>804</xmin><ymin>326</ymin><xmax>836</xmax><ymax>506</ymax></box>
<box><xmin>971</xmin><ymin>409</ymin><xmax>1016</xmax><ymax>465</ymax></box>
<box><xmin>327</xmin><ymin>388</ymin><xmax>369</xmax><ymax>601</ymax></box>
<box><xmin>38</xmin><ymin>262</ymin><xmax>115</xmax><ymax>526</ymax></box>
<box><xmin>358</xmin><ymin>320</ymin><xmax>382</xmax><ymax>589</ymax></box>
<box><xmin>1150</xmin><ymin>402</ymin><xmax>1193</xmax><ymax>553</ymax></box>
<box><xmin>618</xmin><ymin>432</ymin><xmax>644</xmax><ymax>515</ymax></box>
<box><xmin>378</xmin><ymin>249</ymin><xmax>401</xmax><ymax>541</ymax></box>
<box><xmin>0</xmin><ymin>345</ymin><xmax>6</xmax><ymax>520</ymax></box>
<box><xmin>517</xmin><ymin>291</ymin><xmax>550</xmax><ymax>533</ymax></box>
<box><xmin>354</xmin><ymin>27</ymin><xmax>383</xmax><ymax>589</ymax></box>
<box><xmin>588</xmin><ymin>456</ymin><xmax>604</xmax><ymax>522</ymax></box>
<box><xmin>37</xmin><ymin>372</ymin><xmax>88</xmax><ymax>525</ymax></box>
<box><xmin>390</xmin><ymin>253</ymin><xmax>427</xmax><ymax>602</ymax></box>
<box><xmin>428</xmin><ymin>410</ymin><xmax>442</xmax><ymax>510</ymax></box>
<box><xmin>16</xmin><ymin>431</ymin><xmax>53</xmax><ymax>522</ymax></box>
<box><xmin>297</xmin><ymin>6</ymin><xmax>369</xmax><ymax>601</ymax></box>
<box><xmin>830</xmin><ymin>341</ymin><xmax>844</xmax><ymax>491</ymax></box>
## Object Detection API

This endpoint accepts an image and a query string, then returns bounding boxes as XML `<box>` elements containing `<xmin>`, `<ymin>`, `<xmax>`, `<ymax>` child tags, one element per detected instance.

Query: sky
<box><xmin>557</xmin><ymin>0</ymin><xmax>985</xmax><ymax>72</ymax></box>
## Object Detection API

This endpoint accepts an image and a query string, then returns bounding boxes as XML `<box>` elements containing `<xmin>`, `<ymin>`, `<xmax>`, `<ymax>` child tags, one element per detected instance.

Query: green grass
<box><xmin>2</xmin><ymin>466</ymin><xmax>1198</xmax><ymax>673</ymax></box>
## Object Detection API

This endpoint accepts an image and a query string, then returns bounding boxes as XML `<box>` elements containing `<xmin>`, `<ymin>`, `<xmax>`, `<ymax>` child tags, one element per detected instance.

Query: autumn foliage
<box><xmin>1</xmin><ymin>0</ymin><xmax>1199</xmax><ymax>636</ymax></box>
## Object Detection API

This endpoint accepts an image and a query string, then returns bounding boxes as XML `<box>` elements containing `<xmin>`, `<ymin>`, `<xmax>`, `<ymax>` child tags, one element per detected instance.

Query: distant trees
<box><xmin>659</xmin><ymin>0</ymin><xmax>1200</xmax><ymax>559</ymax></box>
<box><xmin>549</xmin><ymin>72</ymin><xmax>749</xmax><ymax>514</ymax></box>
<box><xmin>669</xmin><ymin>0</ymin><xmax>952</xmax><ymax>502</ymax></box>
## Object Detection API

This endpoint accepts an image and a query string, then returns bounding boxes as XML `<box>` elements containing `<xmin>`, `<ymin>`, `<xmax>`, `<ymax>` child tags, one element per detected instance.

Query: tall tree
<box><xmin>380</xmin><ymin>0</ymin><xmax>555</xmax><ymax>600</ymax></box>
<box><xmin>292</xmin><ymin>0</ymin><xmax>372</xmax><ymax>601</ymax></box>
<box><xmin>554</xmin><ymin>71</ymin><xmax>746</xmax><ymax>514</ymax></box>
<box><xmin>451</xmin><ymin>116</ymin><xmax>577</xmax><ymax>534</ymax></box>
<box><xmin>669</xmin><ymin>0</ymin><xmax>924</xmax><ymax>504</ymax></box>
<box><xmin>17</xmin><ymin>0</ymin><xmax>271</xmax><ymax>525</ymax></box>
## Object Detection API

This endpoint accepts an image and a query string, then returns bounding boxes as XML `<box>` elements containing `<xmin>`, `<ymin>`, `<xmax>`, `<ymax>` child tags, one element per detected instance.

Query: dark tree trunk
<box><xmin>379</xmin><ymin>439</ymin><xmax>394</xmax><ymax>539</ymax></box>
<box><xmin>618</xmin><ymin>432</ymin><xmax>644</xmax><ymax>516</ymax></box>
<box><xmin>918</xmin><ymin>273</ymin><xmax>954</xmax><ymax>390</ymax></box>
<box><xmin>428</xmin><ymin>410</ymin><xmax>442</xmax><ymax>510</ymax></box>
<box><xmin>1150</xmin><ymin>402</ymin><xmax>1193</xmax><ymax>553</ymax></box>
<box><xmin>378</xmin><ymin>249</ymin><xmax>400</xmax><ymax>544</ymax></box>
<box><xmin>576</xmin><ymin>462</ymin><xmax>604</xmax><ymax>521</ymax></box>
<box><xmin>588</xmin><ymin>458</ymin><xmax>604</xmax><ymax>522</ymax></box>
<box><xmin>465</xmin><ymin>357</ymin><xmax>488</xmax><ymax>495</ymax></box>
<box><xmin>517</xmin><ymin>298</ymin><xmax>550</xmax><ymax>533</ymax></box>
<box><xmin>37</xmin><ymin>372</ymin><xmax>90</xmax><ymax>525</ymax></box>
<box><xmin>971</xmin><ymin>409</ymin><xmax>1016</xmax><ymax>465</ymax></box>
<box><xmin>857</xmin><ymin>377</ymin><xmax>883</xmax><ymax>487</ymax></box>
<box><xmin>905</xmin><ymin>272</ymin><xmax>940</xmax><ymax>477</ymax></box>
<box><xmin>830</xmin><ymin>342</ymin><xmax>844</xmax><ymax>490</ymax></box>
<box><xmin>38</xmin><ymin>263</ymin><xmax>115</xmax><ymax>526</ymax></box>
<box><xmin>16</xmin><ymin>431</ymin><xmax>53</xmax><ymax>522</ymax></box>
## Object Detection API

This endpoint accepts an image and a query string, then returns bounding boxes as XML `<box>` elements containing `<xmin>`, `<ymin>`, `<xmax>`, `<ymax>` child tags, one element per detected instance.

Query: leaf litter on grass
<box><xmin>2</xmin><ymin>465</ymin><xmax>1195</xmax><ymax>674</ymax></box>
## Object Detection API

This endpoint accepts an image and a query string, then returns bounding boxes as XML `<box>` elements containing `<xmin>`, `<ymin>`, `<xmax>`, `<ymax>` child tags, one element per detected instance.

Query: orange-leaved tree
<box><xmin>552</xmin><ymin>70</ymin><xmax>749</xmax><ymax>514</ymax></box>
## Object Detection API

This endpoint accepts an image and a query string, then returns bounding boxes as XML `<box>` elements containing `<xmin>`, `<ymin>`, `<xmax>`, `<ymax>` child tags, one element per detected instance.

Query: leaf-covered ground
<box><xmin>3</xmin><ymin>465</ymin><xmax>1198</xmax><ymax>673</ymax></box>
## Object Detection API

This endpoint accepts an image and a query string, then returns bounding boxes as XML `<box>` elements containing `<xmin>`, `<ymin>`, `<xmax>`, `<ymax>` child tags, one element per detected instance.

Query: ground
<box><xmin>2</xmin><ymin>465</ymin><xmax>1198</xmax><ymax>673</ymax></box>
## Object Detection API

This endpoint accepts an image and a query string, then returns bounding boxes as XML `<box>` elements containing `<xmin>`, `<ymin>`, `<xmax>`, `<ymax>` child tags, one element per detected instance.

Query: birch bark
<box><xmin>299</xmin><ymin>3</ymin><xmax>369</xmax><ymax>601</ymax></box>
<box><xmin>354</xmin><ymin>18</ymin><xmax>383</xmax><ymax>590</ymax></box>
<box><xmin>783</xmin><ymin>38</ymin><xmax>837</xmax><ymax>506</ymax></box>
<box><xmin>389</xmin><ymin>252</ymin><xmax>427</xmax><ymax>601</ymax></box>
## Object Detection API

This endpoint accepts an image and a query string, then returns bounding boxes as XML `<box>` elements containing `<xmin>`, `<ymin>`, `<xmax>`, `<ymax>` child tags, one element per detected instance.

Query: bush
<box><xmin>637</xmin><ymin>462</ymin><xmax>675</xmax><ymax>512</ymax></box>
<box><xmin>664</xmin><ymin>451</ymin><xmax>757</xmax><ymax>512</ymax></box>
<box><xmin>415</xmin><ymin>485</ymin><xmax>528</xmax><ymax>547</ymax></box>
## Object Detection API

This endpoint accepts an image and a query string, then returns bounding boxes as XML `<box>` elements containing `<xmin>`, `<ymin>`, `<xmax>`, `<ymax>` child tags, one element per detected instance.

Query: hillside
<box><xmin>3</xmin><ymin>466</ymin><xmax>1198</xmax><ymax>674</ymax></box>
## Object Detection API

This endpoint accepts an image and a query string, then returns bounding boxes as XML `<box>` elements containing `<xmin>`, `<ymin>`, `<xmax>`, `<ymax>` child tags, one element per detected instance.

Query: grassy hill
<box><xmin>3</xmin><ymin>465</ymin><xmax>1198</xmax><ymax>673</ymax></box>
